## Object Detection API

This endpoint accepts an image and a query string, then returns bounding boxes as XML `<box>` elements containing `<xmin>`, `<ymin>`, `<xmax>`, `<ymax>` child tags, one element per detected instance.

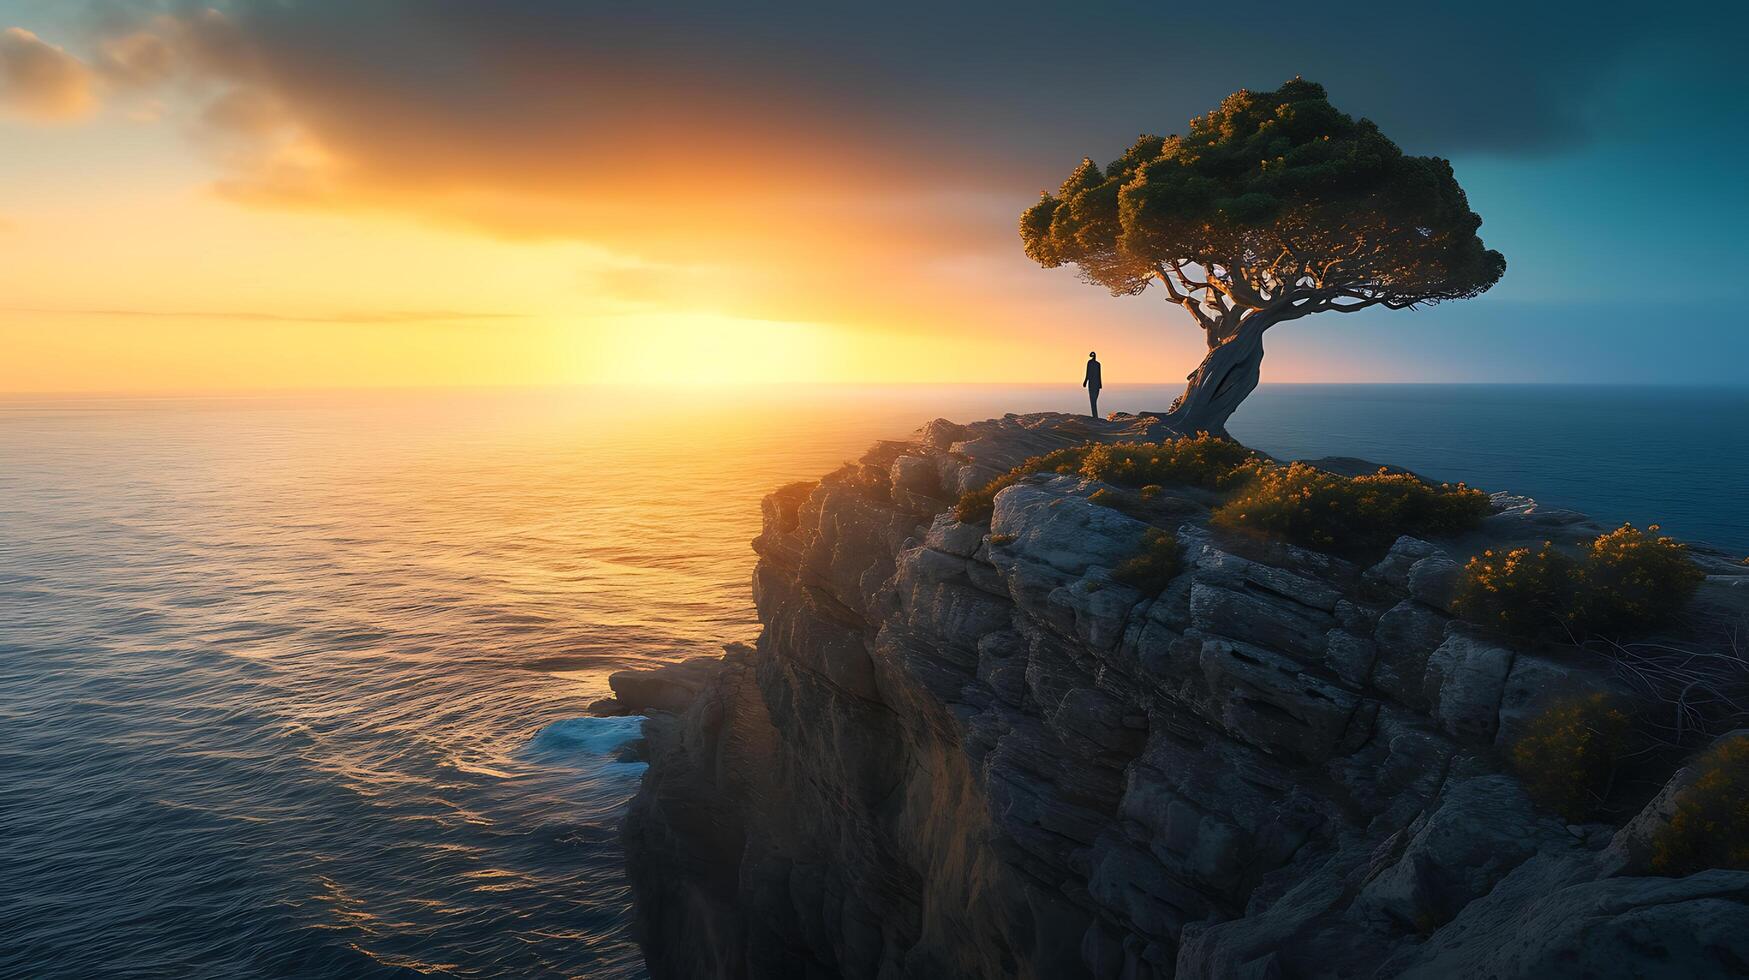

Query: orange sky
<box><xmin>0</xmin><ymin>185</ymin><xmax>1181</xmax><ymax>390</ymax></box>
<box><xmin>0</xmin><ymin>6</ymin><xmax>1184</xmax><ymax>392</ymax></box>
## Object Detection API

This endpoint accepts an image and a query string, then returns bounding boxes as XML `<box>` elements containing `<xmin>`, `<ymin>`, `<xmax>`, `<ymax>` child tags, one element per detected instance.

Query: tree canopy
<box><xmin>1020</xmin><ymin>78</ymin><xmax>1505</xmax><ymax>344</ymax></box>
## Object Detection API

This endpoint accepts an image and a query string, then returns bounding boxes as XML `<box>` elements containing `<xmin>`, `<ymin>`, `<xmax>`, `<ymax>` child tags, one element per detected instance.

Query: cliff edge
<box><xmin>610</xmin><ymin>412</ymin><xmax>1749</xmax><ymax>979</ymax></box>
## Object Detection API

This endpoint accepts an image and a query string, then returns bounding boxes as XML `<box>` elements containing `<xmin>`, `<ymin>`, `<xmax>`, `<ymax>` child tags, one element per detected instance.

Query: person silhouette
<box><xmin>1082</xmin><ymin>351</ymin><xmax>1102</xmax><ymax>418</ymax></box>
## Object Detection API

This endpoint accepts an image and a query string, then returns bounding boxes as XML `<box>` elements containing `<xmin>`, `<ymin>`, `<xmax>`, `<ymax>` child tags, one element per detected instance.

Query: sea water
<box><xmin>2</xmin><ymin>384</ymin><xmax>1744</xmax><ymax>978</ymax></box>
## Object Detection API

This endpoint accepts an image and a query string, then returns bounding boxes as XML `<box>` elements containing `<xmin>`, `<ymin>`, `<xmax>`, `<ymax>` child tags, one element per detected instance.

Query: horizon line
<box><xmin>4</xmin><ymin>380</ymin><xmax>1747</xmax><ymax>400</ymax></box>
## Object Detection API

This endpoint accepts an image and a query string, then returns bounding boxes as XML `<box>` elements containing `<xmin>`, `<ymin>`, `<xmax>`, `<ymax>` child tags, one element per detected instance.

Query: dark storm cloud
<box><xmin>64</xmin><ymin>0</ymin><xmax>1728</xmax><ymax>222</ymax></box>
<box><xmin>186</xmin><ymin>0</ymin><xmax>1714</xmax><ymax>163</ymax></box>
<box><xmin>91</xmin><ymin>1</ymin><xmax>1732</xmax><ymax>168</ymax></box>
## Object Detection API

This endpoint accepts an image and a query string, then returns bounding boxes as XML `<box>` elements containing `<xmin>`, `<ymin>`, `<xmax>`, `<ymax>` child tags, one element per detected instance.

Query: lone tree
<box><xmin>1021</xmin><ymin>78</ymin><xmax>1504</xmax><ymax>435</ymax></box>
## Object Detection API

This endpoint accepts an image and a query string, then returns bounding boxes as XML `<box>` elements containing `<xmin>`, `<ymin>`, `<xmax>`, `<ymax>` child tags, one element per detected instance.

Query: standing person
<box><xmin>1082</xmin><ymin>351</ymin><xmax>1102</xmax><ymax>418</ymax></box>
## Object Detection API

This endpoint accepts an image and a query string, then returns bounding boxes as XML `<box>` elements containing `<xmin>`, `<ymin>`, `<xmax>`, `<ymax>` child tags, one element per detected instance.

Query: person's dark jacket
<box><xmin>1083</xmin><ymin>359</ymin><xmax>1102</xmax><ymax>389</ymax></box>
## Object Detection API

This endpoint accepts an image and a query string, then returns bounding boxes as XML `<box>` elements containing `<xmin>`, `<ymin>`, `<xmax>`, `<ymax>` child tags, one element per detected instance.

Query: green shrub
<box><xmin>1088</xmin><ymin>487</ymin><xmax>1121</xmax><ymax>509</ymax></box>
<box><xmin>1209</xmin><ymin>463</ymin><xmax>1490</xmax><ymax>555</ymax></box>
<box><xmin>1112</xmin><ymin>528</ymin><xmax>1182</xmax><ymax>594</ymax></box>
<box><xmin>954</xmin><ymin>445</ymin><xmax>1093</xmax><ymax>522</ymax></box>
<box><xmin>954</xmin><ymin>433</ymin><xmax>1256</xmax><ymax>524</ymax></box>
<box><xmin>1453</xmin><ymin>524</ymin><xmax>1704</xmax><ymax>640</ymax></box>
<box><xmin>1511</xmin><ymin>692</ymin><xmax>1633</xmax><ymax>821</ymax></box>
<box><xmin>1651</xmin><ymin>735</ymin><xmax>1749</xmax><ymax>874</ymax></box>
<box><xmin>1078</xmin><ymin>432</ymin><xmax>1260</xmax><ymax>490</ymax></box>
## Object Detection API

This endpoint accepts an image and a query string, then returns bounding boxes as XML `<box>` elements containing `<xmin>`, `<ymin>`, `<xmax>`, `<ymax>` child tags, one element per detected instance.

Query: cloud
<box><xmin>199</xmin><ymin>87</ymin><xmax>286</xmax><ymax>136</ymax></box>
<box><xmin>19</xmin><ymin>3</ymin><xmax>1747</xmax><ymax>183</ymax></box>
<box><xmin>166</xmin><ymin>1</ymin><xmax>1723</xmax><ymax>168</ymax></box>
<box><xmin>0</xmin><ymin>27</ymin><xmax>96</xmax><ymax>120</ymax></box>
<box><xmin>63</xmin><ymin>3</ymin><xmax>1736</xmax><ymax>232</ymax></box>
<box><xmin>95</xmin><ymin>29</ymin><xmax>175</xmax><ymax>88</ymax></box>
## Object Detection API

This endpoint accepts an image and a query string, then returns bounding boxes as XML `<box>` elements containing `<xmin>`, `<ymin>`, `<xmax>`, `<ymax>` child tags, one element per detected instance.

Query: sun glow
<box><xmin>0</xmin><ymin>124</ymin><xmax>1119</xmax><ymax>391</ymax></box>
<box><xmin>0</xmin><ymin>160</ymin><xmax>1145</xmax><ymax>391</ymax></box>
<box><xmin>0</xmin><ymin>9</ymin><xmax>1200</xmax><ymax>394</ymax></box>
<box><xmin>577</xmin><ymin>313</ymin><xmax>853</xmax><ymax>387</ymax></box>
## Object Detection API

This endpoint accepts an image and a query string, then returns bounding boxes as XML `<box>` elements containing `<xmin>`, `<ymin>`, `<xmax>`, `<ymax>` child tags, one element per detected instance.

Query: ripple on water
<box><xmin>3</xmin><ymin>385</ymin><xmax>1743</xmax><ymax>978</ymax></box>
<box><xmin>0</xmin><ymin>391</ymin><xmax>824</xmax><ymax>978</ymax></box>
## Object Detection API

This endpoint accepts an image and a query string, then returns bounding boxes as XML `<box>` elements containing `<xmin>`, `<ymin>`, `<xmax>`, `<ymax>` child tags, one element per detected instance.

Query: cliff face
<box><xmin>614</xmin><ymin>413</ymin><xmax>1749</xmax><ymax>980</ymax></box>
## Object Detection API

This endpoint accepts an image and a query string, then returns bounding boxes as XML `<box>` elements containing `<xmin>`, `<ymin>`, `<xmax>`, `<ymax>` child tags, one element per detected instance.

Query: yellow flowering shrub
<box><xmin>1453</xmin><ymin>525</ymin><xmax>1703</xmax><ymax>639</ymax></box>
<box><xmin>1452</xmin><ymin>542</ymin><xmax>1583</xmax><ymax>638</ymax></box>
<box><xmin>1077</xmin><ymin>433</ymin><xmax>1260</xmax><ymax>490</ymax></box>
<box><xmin>1209</xmin><ymin>463</ymin><xmax>1490</xmax><ymax>554</ymax></box>
<box><xmin>1651</xmin><ymin>735</ymin><xmax>1749</xmax><ymax>874</ymax></box>
<box><xmin>1511</xmin><ymin>693</ymin><xmax>1632</xmax><ymax>821</ymax></box>
<box><xmin>1582</xmin><ymin>524</ymin><xmax>1708</xmax><ymax>636</ymax></box>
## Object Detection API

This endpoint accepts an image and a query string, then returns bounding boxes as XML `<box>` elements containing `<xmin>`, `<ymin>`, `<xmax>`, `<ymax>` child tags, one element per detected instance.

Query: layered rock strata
<box><xmin>613</xmin><ymin>412</ymin><xmax>1749</xmax><ymax>979</ymax></box>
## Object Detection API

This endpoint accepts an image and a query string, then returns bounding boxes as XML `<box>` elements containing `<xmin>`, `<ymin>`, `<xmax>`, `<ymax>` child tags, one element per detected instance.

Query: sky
<box><xmin>1</xmin><ymin>0</ymin><xmax>1745</xmax><ymax>392</ymax></box>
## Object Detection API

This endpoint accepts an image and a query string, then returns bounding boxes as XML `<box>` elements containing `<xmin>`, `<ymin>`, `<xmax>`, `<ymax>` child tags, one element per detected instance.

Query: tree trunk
<box><xmin>1160</xmin><ymin>316</ymin><xmax>1270</xmax><ymax>438</ymax></box>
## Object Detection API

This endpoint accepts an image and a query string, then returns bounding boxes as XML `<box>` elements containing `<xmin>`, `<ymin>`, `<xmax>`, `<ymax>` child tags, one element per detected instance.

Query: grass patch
<box><xmin>1652</xmin><ymin>734</ymin><xmax>1749</xmax><ymax>874</ymax></box>
<box><xmin>1112</xmin><ymin>528</ymin><xmax>1183</xmax><ymax>594</ymax></box>
<box><xmin>954</xmin><ymin>446</ymin><xmax>1094</xmax><ymax>522</ymax></box>
<box><xmin>1511</xmin><ymin>692</ymin><xmax>1633</xmax><ymax>821</ymax></box>
<box><xmin>1453</xmin><ymin>525</ymin><xmax>1705</xmax><ymax>640</ymax></box>
<box><xmin>1087</xmin><ymin>487</ymin><xmax>1122</xmax><ymax>509</ymax></box>
<box><xmin>1209</xmin><ymin>463</ymin><xmax>1490</xmax><ymax>555</ymax></box>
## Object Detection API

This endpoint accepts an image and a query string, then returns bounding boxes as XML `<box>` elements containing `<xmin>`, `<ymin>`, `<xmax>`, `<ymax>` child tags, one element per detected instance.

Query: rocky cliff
<box><xmin>607</xmin><ymin>413</ymin><xmax>1749</xmax><ymax>979</ymax></box>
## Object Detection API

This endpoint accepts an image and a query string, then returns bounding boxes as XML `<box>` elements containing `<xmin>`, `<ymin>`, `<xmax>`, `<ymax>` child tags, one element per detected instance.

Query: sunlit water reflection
<box><xmin>1</xmin><ymin>384</ymin><xmax>1742</xmax><ymax>978</ymax></box>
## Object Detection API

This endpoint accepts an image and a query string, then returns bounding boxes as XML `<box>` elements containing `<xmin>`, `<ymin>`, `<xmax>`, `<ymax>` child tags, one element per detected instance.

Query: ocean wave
<box><xmin>523</xmin><ymin>716</ymin><xmax>646</xmax><ymax>760</ymax></box>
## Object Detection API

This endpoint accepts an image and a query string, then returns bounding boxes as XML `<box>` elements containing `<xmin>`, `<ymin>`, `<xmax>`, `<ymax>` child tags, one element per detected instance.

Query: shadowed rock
<box><xmin>600</xmin><ymin>653</ymin><xmax>730</xmax><ymax>716</ymax></box>
<box><xmin>620</xmin><ymin>412</ymin><xmax>1749</xmax><ymax>980</ymax></box>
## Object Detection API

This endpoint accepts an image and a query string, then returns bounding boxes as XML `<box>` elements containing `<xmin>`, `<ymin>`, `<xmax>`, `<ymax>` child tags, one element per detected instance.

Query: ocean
<box><xmin>1</xmin><ymin>384</ymin><xmax>1744</xmax><ymax>978</ymax></box>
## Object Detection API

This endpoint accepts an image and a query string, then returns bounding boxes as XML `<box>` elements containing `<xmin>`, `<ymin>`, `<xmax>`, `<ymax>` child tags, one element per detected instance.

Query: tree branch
<box><xmin>1230</xmin><ymin>271</ymin><xmax>1271</xmax><ymax>309</ymax></box>
<box><xmin>1169</xmin><ymin>261</ymin><xmax>1210</xmax><ymax>295</ymax></box>
<box><xmin>1154</xmin><ymin>266</ymin><xmax>1214</xmax><ymax>331</ymax></box>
